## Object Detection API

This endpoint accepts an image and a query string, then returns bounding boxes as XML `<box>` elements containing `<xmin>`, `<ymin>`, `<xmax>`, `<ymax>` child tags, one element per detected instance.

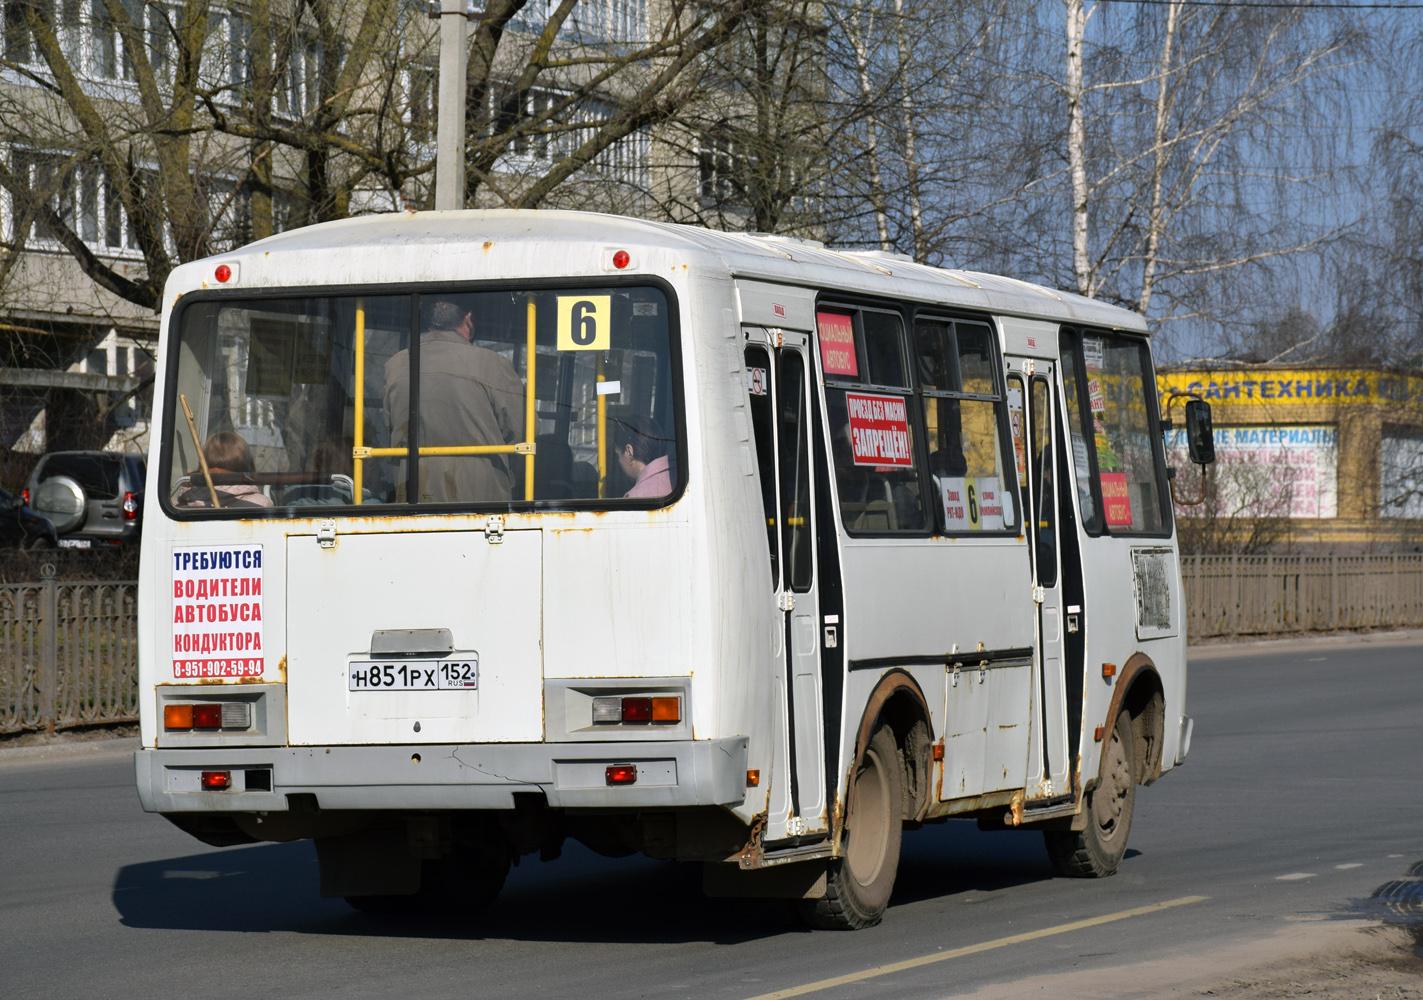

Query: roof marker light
<box><xmin>214</xmin><ymin>264</ymin><xmax>232</xmax><ymax>283</ymax></box>
<box><xmin>612</xmin><ymin>250</ymin><xmax>630</xmax><ymax>269</ymax></box>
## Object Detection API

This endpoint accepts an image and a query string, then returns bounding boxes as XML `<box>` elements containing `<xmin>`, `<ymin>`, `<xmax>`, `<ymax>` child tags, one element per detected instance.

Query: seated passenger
<box><xmin>177</xmin><ymin>431</ymin><xmax>274</xmax><ymax>508</ymax></box>
<box><xmin>615</xmin><ymin>416</ymin><xmax>672</xmax><ymax>498</ymax></box>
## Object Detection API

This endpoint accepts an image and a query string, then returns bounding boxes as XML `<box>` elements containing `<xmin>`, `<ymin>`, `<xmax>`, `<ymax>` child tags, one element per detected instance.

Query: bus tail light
<box><xmin>164</xmin><ymin>702</ymin><xmax>251</xmax><ymax>731</ymax></box>
<box><xmin>200</xmin><ymin>771</ymin><xmax>232</xmax><ymax>791</ymax></box>
<box><xmin>621</xmin><ymin>698</ymin><xmax>652</xmax><ymax>723</ymax></box>
<box><xmin>591</xmin><ymin>695</ymin><xmax>681</xmax><ymax>725</ymax></box>
<box><xmin>605</xmin><ymin>765</ymin><xmax>637</xmax><ymax>785</ymax></box>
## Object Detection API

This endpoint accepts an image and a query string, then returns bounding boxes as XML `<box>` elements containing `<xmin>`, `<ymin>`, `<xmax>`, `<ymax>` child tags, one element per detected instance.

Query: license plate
<box><xmin>348</xmin><ymin>658</ymin><xmax>478</xmax><ymax>691</ymax></box>
<box><xmin>58</xmin><ymin>538</ymin><xmax>92</xmax><ymax>549</ymax></box>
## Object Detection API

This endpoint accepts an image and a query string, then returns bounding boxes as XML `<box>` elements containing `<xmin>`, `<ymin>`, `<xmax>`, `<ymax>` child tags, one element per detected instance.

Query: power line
<box><xmin>1094</xmin><ymin>1</ymin><xmax>1423</xmax><ymax>8</ymax></box>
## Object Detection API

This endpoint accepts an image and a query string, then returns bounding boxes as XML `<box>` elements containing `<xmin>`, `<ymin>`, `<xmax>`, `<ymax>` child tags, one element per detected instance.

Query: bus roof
<box><xmin>169</xmin><ymin>209</ymin><xmax>1148</xmax><ymax>334</ymax></box>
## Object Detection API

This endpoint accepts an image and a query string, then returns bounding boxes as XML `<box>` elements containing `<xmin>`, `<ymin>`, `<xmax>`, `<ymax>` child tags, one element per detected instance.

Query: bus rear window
<box><xmin>163</xmin><ymin>286</ymin><xmax>679</xmax><ymax>513</ymax></box>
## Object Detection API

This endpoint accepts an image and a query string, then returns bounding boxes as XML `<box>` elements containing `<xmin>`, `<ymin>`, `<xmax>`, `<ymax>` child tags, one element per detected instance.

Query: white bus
<box><xmin>136</xmin><ymin>210</ymin><xmax>1210</xmax><ymax>928</ymax></box>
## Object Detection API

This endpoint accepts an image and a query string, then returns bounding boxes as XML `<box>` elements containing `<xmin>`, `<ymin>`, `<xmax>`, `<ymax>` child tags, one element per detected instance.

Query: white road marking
<box><xmin>1276</xmin><ymin>873</ymin><xmax>1316</xmax><ymax>881</ymax></box>
<box><xmin>1335</xmin><ymin>863</ymin><xmax>1363</xmax><ymax>869</ymax></box>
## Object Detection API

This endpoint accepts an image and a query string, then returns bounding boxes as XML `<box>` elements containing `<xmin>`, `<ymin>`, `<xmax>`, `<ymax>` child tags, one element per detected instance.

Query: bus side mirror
<box><xmin>1185</xmin><ymin>400</ymin><xmax>1215</xmax><ymax>465</ymax></box>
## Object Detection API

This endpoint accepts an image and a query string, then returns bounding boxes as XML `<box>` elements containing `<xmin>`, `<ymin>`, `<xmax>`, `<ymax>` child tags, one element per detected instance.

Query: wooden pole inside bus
<box><xmin>178</xmin><ymin>393</ymin><xmax>221</xmax><ymax>508</ymax></box>
<box><xmin>353</xmin><ymin>298</ymin><xmax>365</xmax><ymax>505</ymax></box>
<box><xmin>596</xmin><ymin>354</ymin><xmax>606</xmax><ymax>498</ymax></box>
<box><xmin>525</xmin><ymin>298</ymin><xmax>536</xmax><ymax>501</ymax></box>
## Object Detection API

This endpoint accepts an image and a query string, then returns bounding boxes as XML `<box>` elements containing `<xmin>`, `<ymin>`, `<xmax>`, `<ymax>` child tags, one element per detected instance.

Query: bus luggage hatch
<box><xmin>285</xmin><ymin>528</ymin><xmax>543</xmax><ymax>746</ymax></box>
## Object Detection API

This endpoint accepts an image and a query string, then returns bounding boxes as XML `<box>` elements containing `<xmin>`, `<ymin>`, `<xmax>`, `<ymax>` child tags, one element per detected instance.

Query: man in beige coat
<box><xmin>384</xmin><ymin>300</ymin><xmax>527</xmax><ymax>503</ymax></box>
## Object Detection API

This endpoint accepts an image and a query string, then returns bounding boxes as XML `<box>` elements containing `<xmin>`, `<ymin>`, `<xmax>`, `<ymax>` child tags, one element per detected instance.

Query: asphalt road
<box><xmin>2</xmin><ymin>636</ymin><xmax>1421</xmax><ymax>1000</ymax></box>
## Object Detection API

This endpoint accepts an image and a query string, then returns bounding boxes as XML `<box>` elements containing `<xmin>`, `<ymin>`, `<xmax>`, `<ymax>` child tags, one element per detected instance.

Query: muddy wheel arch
<box><xmin>1091</xmin><ymin>652</ymin><xmax>1166</xmax><ymax>791</ymax></box>
<box><xmin>842</xmin><ymin>669</ymin><xmax>934</xmax><ymax>838</ymax></box>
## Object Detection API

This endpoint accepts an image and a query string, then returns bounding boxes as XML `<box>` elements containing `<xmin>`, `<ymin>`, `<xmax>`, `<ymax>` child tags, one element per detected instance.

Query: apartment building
<box><xmin>0</xmin><ymin>0</ymin><xmax>762</xmax><ymax>466</ymax></box>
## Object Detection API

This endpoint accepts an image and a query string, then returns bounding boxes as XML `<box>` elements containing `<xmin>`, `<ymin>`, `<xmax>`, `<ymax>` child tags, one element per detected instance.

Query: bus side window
<box><xmin>821</xmin><ymin>309</ymin><xmax>927</xmax><ymax>534</ymax></box>
<box><xmin>778</xmin><ymin>351</ymin><xmax>813</xmax><ymax>592</ymax></box>
<box><xmin>1031</xmin><ymin>377</ymin><xmax>1058</xmax><ymax>587</ymax></box>
<box><xmin>745</xmin><ymin>346</ymin><xmax>779</xmax><ymax>585</ymax></box>
<box><xmin>1007</xmin><ymin>374</ymin><xmax>1029</xmax><ymax>532</ymax></box>
<box><xmin>915</xmin><ymin>318</ymin><xmax>1015</xmax><ymax>534</ymax></box>
<box><xmin>1059</xmin><ymin>332</ymin><xmax>1100</xmax><ymax>532</ymax></box>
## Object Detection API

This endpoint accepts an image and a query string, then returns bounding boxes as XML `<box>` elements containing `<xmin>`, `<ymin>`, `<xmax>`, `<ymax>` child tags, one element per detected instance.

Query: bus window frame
<box><xmin>1058</xmin><ymin>326</ymin><xmax>1173</xmax><ymax>539</ymax></box>
<box><xmin>156</xmin><ymin>274</ymin><xmax>688</xmax><ymax>522</ymax></box>
<box><xmin>813</xmin><ymin>295</ymin><xmax>1020</xmax><ymax>540</ymax></box>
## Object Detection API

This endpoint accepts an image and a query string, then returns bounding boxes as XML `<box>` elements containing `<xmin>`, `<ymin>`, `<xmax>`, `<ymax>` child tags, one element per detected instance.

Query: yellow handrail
<box><xmin>353</xmin><ymin>299</ymin><xmax>365</xmax><ymax>505</ymax></box>
<box><xmin>525</xmin><ymin>298</ymin><xmax>536</xmax><ymax>501</ymax></box>
<box><xmin>349</xmin><ymin>298</ymin><xmax>539</xmax><ymax>499</ymax></box>
<box><xmin>596</xmin><ymin>354</ymin><xmax>606</xmax><ymax>498</ymax></box>
<box><xmin>354</xmin><ymin>443</ymin><xmax>534</xmax><ymax>458</ymax></box>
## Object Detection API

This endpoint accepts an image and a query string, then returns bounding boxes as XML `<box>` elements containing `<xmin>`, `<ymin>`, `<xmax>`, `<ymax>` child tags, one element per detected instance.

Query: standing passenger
<box><xmin>384</xmin><ymin>300</ymin><xmax>526</xmax><ymax>503</ymax></box>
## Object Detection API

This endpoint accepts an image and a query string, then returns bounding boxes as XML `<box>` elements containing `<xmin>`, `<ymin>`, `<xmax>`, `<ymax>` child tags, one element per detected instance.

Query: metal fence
<box><xmin>1181</xmin><ymin>553</ymin><xmax>1423</xmax><ymax>639</ymax></box>
<box><xmin>1</xmin><ymin>554</ymin><xmax>1420</xmax><ymax>733</ymax></box>
<box><xmin>0</xmin><ymin>568</ymin><xmax>139</xmax><ymax>735</ymax></box>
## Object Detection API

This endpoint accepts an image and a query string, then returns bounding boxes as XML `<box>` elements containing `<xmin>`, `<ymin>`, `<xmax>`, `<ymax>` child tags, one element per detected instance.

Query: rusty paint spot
<box><xmin>483</xmin><ymin>241</ymin><xmax>494</xmax><ymax>252</ymax></box>
<box><xmin>923</xmin><ymin>788</ymin><xmax>1017</xmax><ymax>821</ymax></box>
<box><xmin>1009</xmin><ymin>789</ymin><xmax>1025</xmax><ymax>826</ymax></box>
<box><xmin>276</xmin><ymin>655</ymin><xmax>287</xmax><ymax>683</ymax></box>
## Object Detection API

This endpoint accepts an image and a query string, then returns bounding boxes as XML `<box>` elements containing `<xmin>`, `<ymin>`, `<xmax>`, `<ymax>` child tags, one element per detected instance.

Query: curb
<box><xmin>1188</xmin><ymin>628</ymin><xmax>1423</xmax><ymax>661</ymax></box>
<box><xmin>0</xmin><ymin>736</ymin><xmax>139</xmax><ymax>768</ymax></box>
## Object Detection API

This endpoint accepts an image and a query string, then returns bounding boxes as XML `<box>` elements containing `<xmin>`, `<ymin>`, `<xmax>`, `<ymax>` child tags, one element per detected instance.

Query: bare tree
<box><xmin>1052</xmin><ymin>0</ymin><xmax>1363</xmax><ymax>335</ymax></box>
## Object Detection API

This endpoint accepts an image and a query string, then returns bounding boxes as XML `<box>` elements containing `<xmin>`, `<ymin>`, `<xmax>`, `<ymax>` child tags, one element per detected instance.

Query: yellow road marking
<box><xmin>743</xmin><ymin>895</ymin><xmax>1209</xmax><ymax>1000</ymax></box>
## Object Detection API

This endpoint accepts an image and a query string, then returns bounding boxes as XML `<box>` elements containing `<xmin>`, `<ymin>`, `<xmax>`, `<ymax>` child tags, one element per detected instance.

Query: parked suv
<box><xmin>24</xmin><ymin>452</ymin><xmax>147</xmax><ymax>549</ymax></box>
<box><xmin>0</xmin><ymin>485</ymin><xmax>57</xmax><ymax>549</ymax></box>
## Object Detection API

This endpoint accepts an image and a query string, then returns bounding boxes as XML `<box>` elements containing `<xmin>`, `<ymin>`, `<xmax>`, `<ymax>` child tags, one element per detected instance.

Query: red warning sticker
<box><xmin>846</xmin><ymin>393</ymin><xmax>913</xmax><ymax>467</ymax></box>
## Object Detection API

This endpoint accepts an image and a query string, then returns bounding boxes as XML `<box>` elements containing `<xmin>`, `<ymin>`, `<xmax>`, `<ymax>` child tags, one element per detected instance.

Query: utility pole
<box><xmin>434</xmin><ymin>0</ymin><xmax>471</xmax><ymax>210</ymax></box>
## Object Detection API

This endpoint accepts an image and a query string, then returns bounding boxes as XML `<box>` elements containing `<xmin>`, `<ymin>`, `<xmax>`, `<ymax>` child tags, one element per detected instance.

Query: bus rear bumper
<box><xmin>135</xmin><ymin>737</ymin><xmax>749</xmax><ymax>814</ymax></box>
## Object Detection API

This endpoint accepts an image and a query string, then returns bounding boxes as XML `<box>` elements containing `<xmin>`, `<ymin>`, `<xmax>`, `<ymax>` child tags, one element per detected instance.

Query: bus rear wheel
<box><xmin>1044</xmin><ymin>710</ymin><xmax>1136</xmax><ymax>877</ymax></box>
<box><xmin>801</xmin><ymin>725</ymin><xmax>903</xmax><ymax>930</ymax></box>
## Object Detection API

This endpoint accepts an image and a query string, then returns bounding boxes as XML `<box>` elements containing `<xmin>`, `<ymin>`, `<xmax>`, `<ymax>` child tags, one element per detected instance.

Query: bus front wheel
<box><xmin>1045</xmin><ymin>710</ymin><xmax>1136</xmax><ymax>877</ymax></box>
<box><xmin>801</xmin><ymin>724</ymin><xmax>903</xmax><ymax>929</ymax></box>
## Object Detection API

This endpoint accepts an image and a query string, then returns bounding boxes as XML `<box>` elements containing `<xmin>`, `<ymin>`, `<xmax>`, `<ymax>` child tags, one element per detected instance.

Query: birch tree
<box><xmin>1053</xmin><ymin>0</ymin><xmax>1363</xmax><ymax>328</ymax></box>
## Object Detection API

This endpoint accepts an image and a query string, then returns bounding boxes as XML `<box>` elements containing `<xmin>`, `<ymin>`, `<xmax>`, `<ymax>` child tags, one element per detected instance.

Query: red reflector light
<box><xmin>163</xmin><ymin>704</ymin><xmax>193</xmax><ymax>730</ymax></box>
<box><xmin>122</xmin><ymin>492</ymin><xmax>138</xmax><ymax>520</ymax></box>
<box><xmin>200</xmin><ymin>770</ymin><xmax>232</xmax><ymax>791</ymax></box>
<box><xmin>651</xmin><ymin>697</ymin><xmax>679</xmax><ymax>723</ymax></box>
<box><xmin>612</xmin><ymin>249</ymin><xmax>630</xmax><ymax>269</ymax></box>
<box><xmin>192</xmin><ymin>704</ymin><xmax>222</xmax><ymax>729</ymax></box>
<box><xmin>214</xmin><ymin>264</ymin><xmax>232</xmax><ymax>283</ymax></box>
<box><xmin>621</xmin><ymin>697</ymin><xmax>652</xmax><ymax>722</ymax></box>
<box><xmin>605</xmin><ymin>765</ymin><xmax>637</xmax><ymax>785</ymax></box>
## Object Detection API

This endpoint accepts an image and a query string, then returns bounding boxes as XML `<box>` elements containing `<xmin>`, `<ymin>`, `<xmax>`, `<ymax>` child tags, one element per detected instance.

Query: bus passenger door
<box><xmin>745</xmin><ymin>332</ymin><xmax>827</xmax><ymax>841</ymax></box>
<box><xmin>1020</xmin><ymin>367</ymin><xmax>1072</xmax><ymax>798</ymax></box>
